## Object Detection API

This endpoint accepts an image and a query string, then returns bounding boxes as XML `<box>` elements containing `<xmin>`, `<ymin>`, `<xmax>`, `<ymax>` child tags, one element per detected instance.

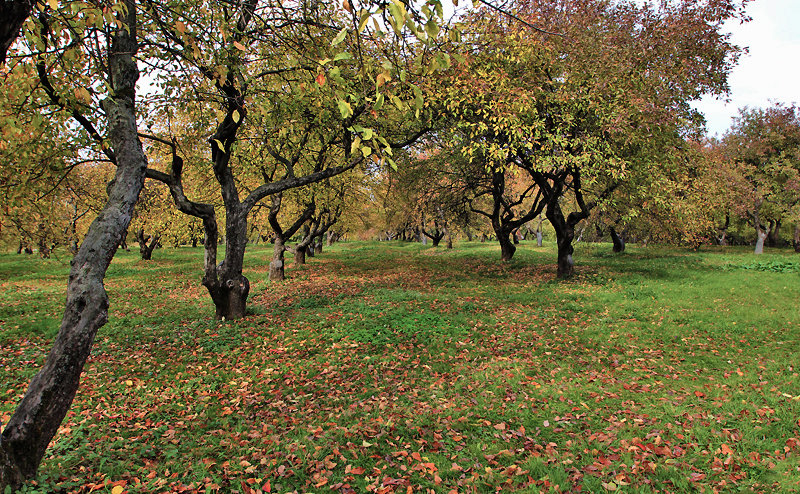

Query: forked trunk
<box><xmin>203</xmin><ymin>210</ymin><xmax>250</xmax><ymax>320</ymax></box>
<box><xmin>767</xmin><ymin>220</ymin><xmax>781</xmax><ymax>247</ymax></box>
<box><xmin>137</xmin><ymin>229</ymin><xmax>160</xmax><ymax>260</ymax></box>
<box><xmin>0</xmin><ymin>4</ymin><xmax>145</xmax><ymax>486</ymax></box>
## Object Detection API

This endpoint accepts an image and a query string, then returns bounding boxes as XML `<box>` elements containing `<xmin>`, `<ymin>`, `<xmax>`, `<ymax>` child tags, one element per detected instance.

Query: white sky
<box><xmin>693</xmin><ymin>0</ymin><xmax>800</xmax><ymax>137</ymax></box>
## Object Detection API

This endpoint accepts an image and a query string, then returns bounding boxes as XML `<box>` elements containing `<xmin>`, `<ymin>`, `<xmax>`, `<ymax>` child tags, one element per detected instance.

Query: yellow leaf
<box><xmin>47</xmin><ymin>0</ymin><xmax>57</xmax><ymax>9</ymax></box>
<box><xmin>111</xmin><ymin>486</ymin><xmax>124</xmax><ymax>494</ymax></box>
<box><xmin>125</xmin><ymin>380</ymin><xmax>133</xmax><ymax>386</ymax></box>
<box><xmin>232</xmin><ymin>110</ymin><xmax>241</xmax><ymax>123</ymax></box>
<box><xmin>175</xmin><ymin>20</ymin><xmax>186</xmax><ymax>34</ymax></box>
<box><xmin>233</xmin><ymin>41</ymin><xmax>246</xmax><ymax>51</ymax></box>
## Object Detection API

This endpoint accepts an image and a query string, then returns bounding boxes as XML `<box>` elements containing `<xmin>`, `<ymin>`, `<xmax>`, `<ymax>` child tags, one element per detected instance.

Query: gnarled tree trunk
<box><xmin>0</xmin><ymin>4</ymin><xmax>146</xmax><ymax>487</ymax></box>
<box><xmin>136</xmin><ymin>228</ymin><xmax>160</xmax><ymax>260</ymax></box>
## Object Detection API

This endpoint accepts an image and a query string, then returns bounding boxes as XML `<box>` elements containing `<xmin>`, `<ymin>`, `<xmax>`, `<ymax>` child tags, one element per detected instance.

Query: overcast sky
<box><xmin>693</xmin><ymin>0</ymin><xmax>800</xmax><ymax>137</ymax></box>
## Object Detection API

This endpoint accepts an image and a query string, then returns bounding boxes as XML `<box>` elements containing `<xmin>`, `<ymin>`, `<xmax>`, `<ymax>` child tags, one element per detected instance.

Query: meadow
<box><xmin>1</xmin><ymin>241</ymin><xmax>799</xmax><ymax>493</ymax></box>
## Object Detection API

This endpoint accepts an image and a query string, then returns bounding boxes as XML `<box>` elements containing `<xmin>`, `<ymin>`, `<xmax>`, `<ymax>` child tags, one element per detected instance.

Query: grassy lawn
<box><xmin>1</xmin><ymin>241</ymin><xmax>799</xmax><ymax>493</ymax></box>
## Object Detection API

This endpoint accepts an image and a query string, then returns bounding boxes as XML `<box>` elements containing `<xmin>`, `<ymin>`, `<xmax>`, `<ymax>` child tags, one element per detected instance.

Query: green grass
<box><xmin>1</xmin><ymin>241</ymin><xmax>799</xmax><ymax>493</ymax></box>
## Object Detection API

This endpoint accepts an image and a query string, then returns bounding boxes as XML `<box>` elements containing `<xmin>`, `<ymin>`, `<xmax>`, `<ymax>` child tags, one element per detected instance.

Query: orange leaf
<box><xmin>316</xmin><ymin>73</ymin><xmax>326</xmax><ymax>86</ymax></box>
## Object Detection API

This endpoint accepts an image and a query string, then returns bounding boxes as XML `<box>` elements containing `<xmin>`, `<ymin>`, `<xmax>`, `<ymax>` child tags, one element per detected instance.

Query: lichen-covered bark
<box><xmin>0</xmin><ymin>2</ymin><xmax>145</xmax><ymax>487</ymax></box>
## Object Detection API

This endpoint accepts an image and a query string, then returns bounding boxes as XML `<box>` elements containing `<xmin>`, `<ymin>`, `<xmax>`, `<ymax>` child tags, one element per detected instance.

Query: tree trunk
<box><xmin>0</xmin><ymin>0</ymin><xmax>33</xmax><ymax>65</ymax></box>
<box><xmin>512</xmin><ymin>229</ymin><xmax>519</xmax><ymax>244</ymax></box>
<box><xmin>767</xmin><ymin>220</ymin><xmax>781</xmax><ymax>247</ymax></box>
<box><xmin>609</xmin><ymin>227</ymin><xmax>625</xmax><ymax>253</ymax></box>
<box><xmin>547</xmin><ymin>206</ymin><xmax>575</xmax><ymax>278</ymax></box>
<box><xmin>794</xmin><ymin>224</ymin><xmax>800</xmax><ymax>253</ymax></box>
<box><xmin>294</xmin><ymin>245</ymin><xmax>307</xmax><ymax>265</ymax></box>
<box><xmin>498</xmin><ymin>233</ymin><xmax>516</xmax><ymax>261</ymax></box>
<box><xmin>269</xmin><ymin>238</ymin><xmax>286</xmax><ymax>281</ymax></box>
<box><xmin>203</xmin><ymin>208</ymin><xmax>250</xmax><ymax>320</ymax></box>
<box><xmin>754</xmin><ymin>228</ymin><xmax>767</xmax><ymax>254</ymax></box>
<box><xmin>315</xmin><ymin>236</ymin><xmax>323</xmax><ymax>254</ymax></box>
<box><xmin>327</xmin><ymin>230</ymin><xmax>335</xmax><ymax>247</ymax></box>
<box><xmin>446</xmin><ymin>231</ymin><xmax>453</xmax><ymax>249</ymax></box>
<box><xmin>136</xmin><ymin>229</ymin><xmax>159</xmax><ymax>260</ymax></box>
<box><xmin>37</xmin><ymin>239</ymin><xmax>51</xmax><ymax>259</ymax></box>
<box><xmin>0</xmin><ymin>4</ymin><xmax>145</xmax><ymax>487</ymax></box>
<box><xmin>536</xmin><ymin>231</ymin><xmax>543</xmax><ymax>247</ymax></box>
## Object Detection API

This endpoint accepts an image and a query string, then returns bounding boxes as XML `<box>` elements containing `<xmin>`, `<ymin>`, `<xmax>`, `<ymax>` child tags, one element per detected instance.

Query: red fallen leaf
<box><xmin>720</xmin><ymin>443</ymin><xmax>734</xmax><ymax>455</ymax></box>
<box><xmin>689</xmin><ymin>472</ymin><xmax>706</xmax><ymax>482</ymax></box>
<box><xmin>494</xmin><ymin>422</ymin><xmax>507</xmax><ymax>430</ymax></box>
<box><xmin>351</xmin><ymin>467</ymin><xmax>366</xmax><ymax>475</ymax></box>
<box><xmin>434</xmin><ymin>474</ymin><xmax>442</xmax><ymax>485</ymax></box>
<box><xmin>262</xmin><ymin>480</ymin><xmax>271</xmax><ymax>492</ymax></box>
<box><xmin>411</xmin><ymin>451</ymin><xmax>422</xmax><ymax>461</ymax></box>
<box><xmin>694</xmin><ymin>391</ymin><xmax>705</xmax><ymax>398</ymax></box>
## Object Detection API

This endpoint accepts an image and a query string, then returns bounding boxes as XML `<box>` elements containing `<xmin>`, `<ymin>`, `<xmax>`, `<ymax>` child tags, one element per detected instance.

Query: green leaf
<box><xmin>337</xmin><ymin>99</ymin><xmax>353</xmax><ymax>118</ymax></box>
<box><xmin>331</xmin><ymin>27</ymin><xmax>348</xmax><ymax>46</ymax></box>
<box><xmin>425</xmin><ymin>18</ymin><xmax>440</xmax><ymax>40</ymax></box>
<box><xmin>333</xmin><ymin>52</ymin><xmax>353</xmax><ymax>62</ymax></box>
<box><xmin>374</xmin><ymin>93</ymin><xmax>384</xmax><ymax>111</ymax></box>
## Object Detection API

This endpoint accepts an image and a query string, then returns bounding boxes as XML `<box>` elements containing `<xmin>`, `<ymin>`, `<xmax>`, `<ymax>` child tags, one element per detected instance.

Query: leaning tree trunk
<box><xmin>269</xmin><ymin>238</ymin><xmax>286</xmax><ymax>281</ymax></box>
<box><xmin>0</xmin><ymin>5</ymin><xmax>146</xmax><ymax>487</ymax></box>
<box><xmin>609</xmin><ymin>227</ymin><xmax>625</xmax><ymax>253</ymax></box>
<box><xmin>315</xmin><ymin>236</ymin><xmax>323</xmax><ymax>254</ymax></box>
